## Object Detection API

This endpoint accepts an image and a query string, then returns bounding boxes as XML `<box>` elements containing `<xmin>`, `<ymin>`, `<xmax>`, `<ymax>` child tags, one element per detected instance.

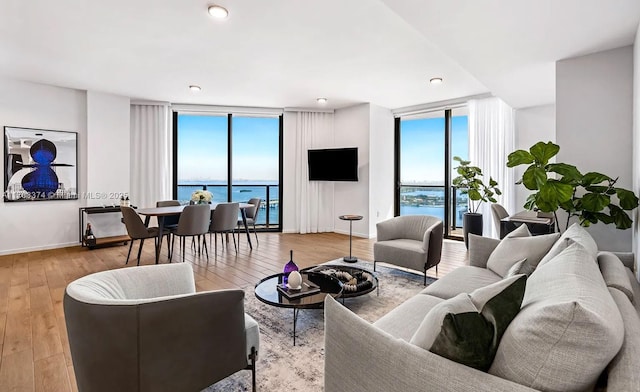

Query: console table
<box><xmin>79</xmin><ymin>206</ymin><xmax>130</xmax><ymax>249</ymax></box>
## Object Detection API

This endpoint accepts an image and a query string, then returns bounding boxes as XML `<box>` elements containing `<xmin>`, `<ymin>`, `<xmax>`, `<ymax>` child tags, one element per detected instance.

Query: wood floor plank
<box><xmin>7</xmin><ymin>284</ymin><xmax>30</xmax><ymax>313</ymax></box>
<box><xmin>3</xmin><ymin>309</ymin><xmax>31</xmax><ymax>357</ymax></box>
<box><xmin>29</xmin><ymin>286</ymin><xmax>53</xmax><ymax>316</ymax></box>
<box><xmin>32</xmin><ymin>312</ymin><xmax>63</xmax><ymax>362</ymax></box>
<box><xmin>0</xmin><ymin>347</ymin><xmax>34</xmax><ymax>391</ymax></box>
<box><xmin>34</xmin><ymin>353</ymin><xmax>71</xmax><ymax>392</ymax></box>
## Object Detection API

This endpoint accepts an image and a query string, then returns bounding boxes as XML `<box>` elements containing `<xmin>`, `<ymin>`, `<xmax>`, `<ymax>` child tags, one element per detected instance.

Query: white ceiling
<box><xmin>0</xmin><ymin>0</ymin><xmax>638</xmax><ymax>110</ymax></box>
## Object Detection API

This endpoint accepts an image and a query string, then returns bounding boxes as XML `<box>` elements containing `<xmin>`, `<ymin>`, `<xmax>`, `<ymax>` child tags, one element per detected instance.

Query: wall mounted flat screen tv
<box><xmin>308</xmin><ymin>147</ymin><xmax>358</xmax><ymax>181</ymax></box>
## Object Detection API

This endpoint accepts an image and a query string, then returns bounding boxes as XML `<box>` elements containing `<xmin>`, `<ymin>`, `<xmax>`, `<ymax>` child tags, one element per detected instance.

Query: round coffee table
<box><xmin>255</xmin><ymin>270</ymin><xmax>342</xmax><ymax>345</ymax></box>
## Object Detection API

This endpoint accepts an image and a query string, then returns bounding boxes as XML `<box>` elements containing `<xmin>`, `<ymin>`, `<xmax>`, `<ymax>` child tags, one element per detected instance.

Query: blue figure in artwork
<box><xmin>21</xmin><ymin>139</ymin><xmax>61</xmax><ymax>197</ymax></box>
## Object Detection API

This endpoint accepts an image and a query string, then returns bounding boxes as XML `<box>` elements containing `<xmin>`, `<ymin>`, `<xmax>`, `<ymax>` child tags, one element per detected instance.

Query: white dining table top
<box><xmin>137</xmin><ymin>202</ymin><xmax>252</xmax><ymax>216</ymax></box>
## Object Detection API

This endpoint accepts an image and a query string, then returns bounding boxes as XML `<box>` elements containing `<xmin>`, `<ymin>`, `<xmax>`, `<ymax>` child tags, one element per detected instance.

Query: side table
<box><xmin>339</xmin><ymin>214</ymin><xmax>363</xmax><ymax>263</ymax></box>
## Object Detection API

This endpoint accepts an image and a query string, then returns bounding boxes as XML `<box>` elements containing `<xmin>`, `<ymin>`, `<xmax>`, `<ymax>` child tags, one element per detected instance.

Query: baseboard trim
<box><xmin>0</xmin><ymin>242</ymin><xmax>79</xmax><ymax>256</ymax></box>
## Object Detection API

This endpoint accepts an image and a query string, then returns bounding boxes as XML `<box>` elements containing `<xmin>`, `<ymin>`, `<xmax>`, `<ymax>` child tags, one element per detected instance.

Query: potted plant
<box><xmin>507</xmin><ymin>141</ymin><xmax>639</xmax><ymax>232</ymax></box>
<box><xmin>452</xmin><ymin>156</ymin><xmax>501</xmax><ymax>247</ymax></box>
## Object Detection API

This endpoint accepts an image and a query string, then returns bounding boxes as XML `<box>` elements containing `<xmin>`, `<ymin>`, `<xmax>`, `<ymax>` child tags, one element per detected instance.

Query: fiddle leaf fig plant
<box><xmin>452</xmin><ymin>156</ymin><xmax>501</xmax><ymax>214</ymax></box>
<box><xmin>507</xmin><ymin>141</ymin><xmax>639</xmax><ymax>232</ymax></box>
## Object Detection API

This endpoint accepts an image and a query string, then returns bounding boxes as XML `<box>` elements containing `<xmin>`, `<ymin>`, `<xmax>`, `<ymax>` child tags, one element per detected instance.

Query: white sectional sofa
<box><xmin>324</xmin><ymin>224</ymin><xmax>640</xmax><ymax>392</ymax></box>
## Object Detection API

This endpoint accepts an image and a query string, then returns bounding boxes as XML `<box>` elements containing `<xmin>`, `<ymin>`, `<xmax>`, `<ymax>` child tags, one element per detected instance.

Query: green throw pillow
<box><xmin>410</xmin><ymin>274</ymin><xmax>527</xmax><ymax>371</ymax></box>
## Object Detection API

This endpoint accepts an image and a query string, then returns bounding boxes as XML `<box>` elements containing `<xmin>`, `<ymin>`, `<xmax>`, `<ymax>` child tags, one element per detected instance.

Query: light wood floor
<box><xmin>0</xmin><ymin>232</ymin><xmax>468</xmax><ymax>392</ymax></box>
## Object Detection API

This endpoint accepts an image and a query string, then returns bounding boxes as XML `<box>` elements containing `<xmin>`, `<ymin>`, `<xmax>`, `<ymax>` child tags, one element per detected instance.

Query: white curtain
<box><xmin>130</xmin><ymin>104</ymin><xmax>172</xmax><ymax>210</ymax></box>
<box><xmin>292</xmin><ymin>111</ymin><xmax>335</xmax><ymax>233</ymax></box>
<box><xmin>469</xmin><ymin>97</ymin><xmax>516</xmax><ymax>238</ymax></box>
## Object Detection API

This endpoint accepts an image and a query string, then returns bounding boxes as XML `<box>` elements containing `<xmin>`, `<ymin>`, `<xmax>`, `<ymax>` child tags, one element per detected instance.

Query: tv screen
<box><xmin>308</xmin><ymin>147</ymin><xmax>358</xmax><ymax>181</ymax></box>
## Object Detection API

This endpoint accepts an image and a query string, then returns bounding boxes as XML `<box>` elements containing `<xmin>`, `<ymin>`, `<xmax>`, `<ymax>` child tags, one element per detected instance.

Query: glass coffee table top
<box><xmin>301</xmin><ymin>264</ymin><xmax>378</xmax><ymax>298</ymax></box>
<box><xmin>254</xmin><ymin>270</ymin><xmax>342</xmax><ymax>309</ymax></box>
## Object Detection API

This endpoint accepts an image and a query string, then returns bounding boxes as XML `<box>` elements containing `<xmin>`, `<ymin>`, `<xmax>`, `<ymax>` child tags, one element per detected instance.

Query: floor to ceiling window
<box><xmin>174</xmin><ymin>112</ymin><xmax>283</xmax><ymax>231</ymax></box>
<box><xmin>395</xmin><ymin>107</ymin><xmax>469</xmax><ymax>238</ymax></box>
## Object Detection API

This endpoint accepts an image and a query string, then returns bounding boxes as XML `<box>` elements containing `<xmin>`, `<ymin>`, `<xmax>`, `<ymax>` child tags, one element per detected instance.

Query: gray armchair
<box><xmin>373</xmin><ymin>215</ymin><xmax>443</xmax><ymax>285</ymax></box>
<box><xmin>64</xmin><ymin>263</ymin><xmax>259</xmax><ymax>392</ymax></box>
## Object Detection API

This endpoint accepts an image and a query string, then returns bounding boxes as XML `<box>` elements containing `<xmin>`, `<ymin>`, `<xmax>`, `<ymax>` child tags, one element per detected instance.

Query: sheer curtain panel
<box><xmin>291</xmin><ymin>111</ymin><xmax>335</xmax><ymax>233</ymax></box>
<box><xmin>130</xmin><ymin>104</ymin><xmax>172</xmax><ymax>210</ymax></box>
<box><xmin>469</xmin><ymin>97</ymin><xmax>516</xmax><ymax>238</ymax></box>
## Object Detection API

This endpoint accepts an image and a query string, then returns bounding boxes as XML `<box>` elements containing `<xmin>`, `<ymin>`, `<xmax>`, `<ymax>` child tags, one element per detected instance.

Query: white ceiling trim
<box><xmin>392</xmin><ymin>93</ymin><xmax>492</xmax><ymax>118</ymax></box>
<box><xmin>171</xmin><ymin>104</ymin><xmax>283</xmax><ymax>117</ymax></box>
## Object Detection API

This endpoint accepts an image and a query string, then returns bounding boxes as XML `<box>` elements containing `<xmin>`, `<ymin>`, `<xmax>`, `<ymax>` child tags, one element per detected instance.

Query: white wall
<box><xmin>513</xmin><ymin>104</ymin><xmax>556</xmax><ymax>211</ymax></box>
<box><xmin>334</xmin><ymin>104</ymin><xmax>371</xmax><ymax>238</ymax></box>
<box><xmin>281</xmin><ymin>111</ymin><xmax>297</xmax><ymax>233</ymax></box>
<box><xmin>0</xmin><ymin>78</ymin><xmax>87</xmax><ymax>254</ymax></box>
<box><xmin>86</xmin><ymin>91</ymin><xmax>131</xmax><ymax>237</ymax></box>
<box><xmin>368</xmin><ymin>104</ymin><xmax>395</xmax><ymax>236</ymax></box>
<box><xmin>556</xmin><ymin>46</ymin><xmax>634</xmax><ymax>251</ymax></box>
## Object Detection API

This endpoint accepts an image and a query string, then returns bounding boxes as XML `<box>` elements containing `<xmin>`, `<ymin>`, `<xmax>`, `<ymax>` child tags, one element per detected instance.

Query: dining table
<box><xmin>137</xmin><ymin>202</ymin><xmax>254</xmax><ymax>263</ymax></box>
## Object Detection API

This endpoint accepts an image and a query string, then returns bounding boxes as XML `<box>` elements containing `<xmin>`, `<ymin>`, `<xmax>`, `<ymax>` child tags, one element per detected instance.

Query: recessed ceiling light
<box><xmin>429</xmin><ymin>77</ymin><xmax>443</xmax><ymax>84</ymax></box>
<box><xmin>208</xmin><ymin>5</ymin><xmax>229</xmax><ymax>19</ymax></box>
<box><xmin>317</xmin><ymin>98</ymin><xmax>328</xmax><ymax>104</ymax></box>
<box><xmin>189</xmin><ymin>85</ymin><xmax>201</xmax><ymax>92</ymax></box>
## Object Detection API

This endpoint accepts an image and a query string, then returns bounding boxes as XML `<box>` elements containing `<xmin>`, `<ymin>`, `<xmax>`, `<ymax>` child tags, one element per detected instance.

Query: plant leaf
<box><xmin>593</xmin><ymin>212</ymin><xmax>614</xmax><ymax>225</ymax></box>
<box><xmin>522</xmin><ymin>166</ymin><xmax>547</xmax><ymax>190</ymax></box>
<box><xmin>609</xmin><ymin>204</ymin><xmax>633</xmax><ymax>230</ymax></box>
<box><xmin>537</xmin><ymin>180</ymin><xmax>574</xmax><ymax>212</ymax></box>
<box><xmin>581</xmin><ymin>193</ymin><xmax>610</xmax><ymax>212</ymax></box>
<box><xmin>547</xmin><ymin>163</ymin><xmax>582</xmax><ymax>182</ymax></box>
<box><xmin>524</xmin><ymin>194</ymin><xmax>537</xmax><ymax>210</ymax></box>
<box><xmin>468</xmin><ymin>189</ymin><xmax>482</xmax><ymax>201</ymax></box>
<box><xmin>530</xmin><ymin>141</ymin><xmax>559</xmax><ymax>165</ymax></box>
<box><xmin>507</xmin><ymin>150</ymin><xmax>534</xmax><ymax>167</ymax></box>
<box><xmin>582</xmin><ymin>172</ymin><xmax>611</xmax><ymax>186</ymax></box>
<box><xmin>616</xmin><ymin>188</ymin><xmax>639</xmax><ymax>210</ymax></box>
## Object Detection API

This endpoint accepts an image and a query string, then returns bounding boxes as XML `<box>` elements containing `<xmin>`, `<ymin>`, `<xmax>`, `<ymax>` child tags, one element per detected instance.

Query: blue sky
<box><xmin>177</xmin><ymin>115</ymin><xmax>279</xmax><ymax>182</ymax></box>
<box><xmin>400</xmin><ymin>116</ymin><xmax>468</xmax><ymax>184</ymax></box>
<box><xmin>178</xmin><ymin>114</ymin><xmax>468</xmax><ymax>184</ymax></box>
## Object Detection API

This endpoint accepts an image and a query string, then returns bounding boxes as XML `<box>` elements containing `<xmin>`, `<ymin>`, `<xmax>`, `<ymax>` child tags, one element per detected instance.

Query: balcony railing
<box><xmin>176</xmin><ymin>184</ymin><xmax>280</xmax><ymax>228</ymax></box>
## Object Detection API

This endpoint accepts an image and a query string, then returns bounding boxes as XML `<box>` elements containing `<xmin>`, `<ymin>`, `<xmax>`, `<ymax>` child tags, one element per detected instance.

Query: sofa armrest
<box><xmin>608</xmin><ymin>251</ymin><xmax>635</xmax><ymax>270</ymax></box>
<box><xmin>324</xmin><ymin>296</ymin><xmax>537</xmax><ymax>392</ymax></box>
<box><xmin>468</xmin><ymin>234</ymin><xmax>500</xmax><ymax>268</ymax></box>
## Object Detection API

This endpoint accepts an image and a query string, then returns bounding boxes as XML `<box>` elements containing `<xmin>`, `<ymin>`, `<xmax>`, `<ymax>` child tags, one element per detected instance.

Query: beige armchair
<box><xmin>64</xmin><ymin>263</ymin><xmax>259</xmax><ymax>392</ymax></box>
<box><xmin>373</xmin><ymin>215</ymin><xmax>443</xmax><ymax>285</ymax></box>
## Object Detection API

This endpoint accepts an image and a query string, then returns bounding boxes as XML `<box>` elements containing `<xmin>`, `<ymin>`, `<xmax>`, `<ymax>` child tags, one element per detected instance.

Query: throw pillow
<box><xmin>505</xmin><ymin>258</ymin><xmax>535</xmax><ymax>278</ymax></box>
<box><xmin>537</xmin><ymin>223</ymin><xmax>598</xmax><ymax>267</ymax></box>
<box><xmin>410</xmin><ymin>275</ymin><xmax>526</xmax><ymax>371</ymax></box>
<box><xmin>486</xmin><ymin>227</ymin><xmax>560</xmax><ymax>277</ymax></box>
<box><xmin>489</xmin><ymin>242</ymin><xmax>624</xmax><ymax>392</ymax></box>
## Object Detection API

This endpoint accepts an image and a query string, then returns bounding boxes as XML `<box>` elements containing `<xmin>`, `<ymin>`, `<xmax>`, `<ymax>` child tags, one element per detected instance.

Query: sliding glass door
<box><xmin>174</xmin><ymin>112</ymin><xmax>283</xmax><ymax>231</ymax></box>
<box><xmin>395</xmin><ymin>108</ymin><xmax>469</xmax><ymax>238</ymax></box>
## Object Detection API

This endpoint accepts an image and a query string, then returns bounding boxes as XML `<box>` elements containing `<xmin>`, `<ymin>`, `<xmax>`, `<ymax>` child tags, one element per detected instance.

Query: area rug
<box><xmin>204</xmin><ymin>260</ymin><xmax>436</xmax><ymax>391</ymax></box>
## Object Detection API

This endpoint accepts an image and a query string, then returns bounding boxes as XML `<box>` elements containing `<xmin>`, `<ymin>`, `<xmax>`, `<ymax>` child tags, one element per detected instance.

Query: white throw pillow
<box><xmin>486</xmin><ymin>226</ymin><xmax>560</xmax><ymax>277</ymax></box>
<box><xmin>489</xmin><ymin>242</ymin><xmax>623</xmax><ymax>392</ymax></box>
<box><xmin>537</xmin><ymin>223</ymin><xmax>598</xmax><ymax>267</ymax></box>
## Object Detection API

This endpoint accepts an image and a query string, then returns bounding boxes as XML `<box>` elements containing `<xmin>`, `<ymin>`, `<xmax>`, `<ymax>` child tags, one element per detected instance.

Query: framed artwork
<box><xmin>4</xmin><ymin>126</ymin><xmax>78</xmax><ymax>202</ymax></box>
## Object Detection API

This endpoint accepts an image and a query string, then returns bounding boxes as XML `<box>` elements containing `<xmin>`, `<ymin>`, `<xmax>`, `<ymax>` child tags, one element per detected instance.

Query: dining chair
<box><xmin>491</xmin><ymin>203</ymin><xmax>509</xmax><ymax>235</ymax></box>
<box><xmin>238</xmin><ymin>198</ymin><xmax>261</xmax><ymax>245</ymax></box>
<box><xmin>210</xmin><ymin>202</ymin><xmax>240</xmax><ymax>255</ymax></box>
<box><xmin>121</xmin><ymin>206</ymin><xmax>171</xmax><ymax>266</ymax></box>
<box><xmin>171</xmin><ymin>204</ymin><xmax>211</xmax><ymax>263</ymax></box>
<box><xmin>156</xmin><ymin>200</ymin><xmax>181</xmax><ymax>230</ymax></box>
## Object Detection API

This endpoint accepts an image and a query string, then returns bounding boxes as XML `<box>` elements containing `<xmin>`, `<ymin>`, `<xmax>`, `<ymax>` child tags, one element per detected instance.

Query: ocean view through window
<box><xmin>175</xmin><ymin>113</ymin><xmax>282</xmax><ymax>229</ymax></box>
<box><xmin>397</xmin><ymin>108</ymin><xmax>469</xmax><ymax>237</ymax></box>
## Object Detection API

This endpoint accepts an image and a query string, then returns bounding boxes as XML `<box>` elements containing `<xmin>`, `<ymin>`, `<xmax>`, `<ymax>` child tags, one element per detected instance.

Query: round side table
<box><xmin>339</xmin><ymin>214</ymin><xmax>363</xmax><ymax>263</ymax></box>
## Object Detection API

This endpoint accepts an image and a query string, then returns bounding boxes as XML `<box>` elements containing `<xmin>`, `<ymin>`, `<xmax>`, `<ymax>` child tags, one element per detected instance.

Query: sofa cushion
<box><xmin>373</xmin><ymin>294</ymin><xmax>443</xmax><ymax>342</ymax></box>
<box><xmin>504</xmin><ymin>259</ymin><xmax>534</xmax><ymax>278</ymax></box>
<box><xmin>604</xmin><ymin>288</ymin><xmax>640</xmax><ymax>391</ymax></box>
<box><xmin>420</xmin><ymin>266</ymin><xmax>502</xmax><ymax>300</ymax></box>
<box><xmin>598</xmin><ymin>252</ymin><xmax>634</xmax><ymax>302</ymax></box>
<box><xmin>489</xmin><ymin>242</ymin><xmax>624</xmax><ymax>392</ymax></box>
<box><xmin>410</xmin><ymin>275</ymin><xmax>526</xmax><ymax>371</ymax></box>
<box><xmin>486</xmin><ymin>226</ymin><xmax>559</xmax><ymax>277</ymax></box>
<box><xmin>538</xmin><ymin>223</ymin><xmax>598</xmax><ymax>267</ymax></box>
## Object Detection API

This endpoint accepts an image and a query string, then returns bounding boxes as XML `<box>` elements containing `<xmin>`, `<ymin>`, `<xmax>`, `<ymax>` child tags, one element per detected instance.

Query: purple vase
<box><xmin>283</xmin><ymin>250</ymin><xmax>299</xmax><ymax>285</ymax></box>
